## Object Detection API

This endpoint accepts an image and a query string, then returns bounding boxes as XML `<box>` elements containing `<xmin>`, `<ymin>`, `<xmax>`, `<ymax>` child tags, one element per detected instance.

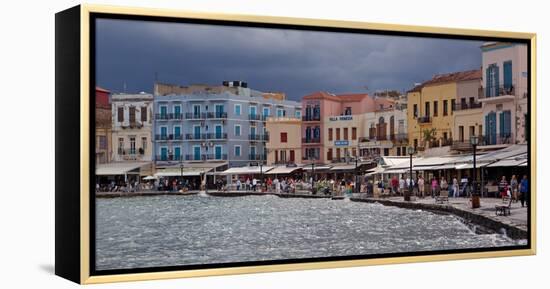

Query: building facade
<box><xmin>95</xmin><ymin>86</ymin><xmax>112</xmax><ymax>164</ymax></box>
<box><xmin>479</xmin><ymin>42</ymin><xmax>528</xmax><ymax>147</ymax></box>
<box><xmin>407</xmin><ymin>70</ymin><xmax>481</xmax><ymax>154</ymax></box>
<box><xmin>265</xmin><ymin>117</ymin><xmax>302</xmax><ymax>165</ymax></box>
<box><xmin>111</xmin><ymin>92</ymin><xmax>154</xmax><ymax>162</ymax></box>
<box><xmin>360</xmin><ymin>101</ymin><xmax>408</xmax><ymax>159</ymax></box>
<box><xmin>452</xmin><ymin>74</ymin><xmax>484</xmax><ymax>151</ymax></box>
<box><xmin>153</xmin><ymin>81</ymin><xmax>302</xmax><ymax>168</ymax></box>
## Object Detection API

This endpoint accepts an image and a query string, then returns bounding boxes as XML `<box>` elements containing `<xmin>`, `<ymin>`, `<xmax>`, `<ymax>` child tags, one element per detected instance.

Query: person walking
<box><xmin>431</xmin><ymin>177</ymin><xmax>439</xmax><ymax>198</ymax></box>
<box><xmin>399</xmin><ymin>176</ymin><xmax>406</xmax><ymax>195</ymax></box>
<box><xmin>274</xmin><ymin>178</ymin><xmax>280</xmax><ymax>194</ymax></box>
<box><xmin>252</xmin><ymin>178</ymin><xmax>258</xmax><ymax>191</ymax></box>
<box><xmin>452</xmin><ymin>177</ymin><xmax>459</xmax><ymax>198</ymax></box>
<box><xmin>417</xmin><ymin>176</ymin><xmax>425</xmax><ymax>198</ymax></box>
<box><xmin>510</xmin><ymin>175</ymin><xmax>519</xmax><ymax>202</ymax></box>
<box><xmin>519</xmin><ymin>175</ymin><xmax>529</xmax><ymax>207</ymax></box>
<box><xmin>236</xmin><ymin>178</ymin><xmax>241</xmax><ymax>191</ymax></box>
<box><xmin>499</xmin><ymin>176</ymin><xmax>509</xmax><ymax>201</ymax></box>
<box><xmin>440</xmin><ymin>178</ymin><xmax>448</xmax><ymax>194</ymax></box>
<box><xmin>391</xmin><ymin>176</ymin><xmax>399</xmax><ymax>196</ymax></box>
<box><xmin>245</xmin><ymin>178</ymin><xmax>251</xmax><ymax>191</ymax></box>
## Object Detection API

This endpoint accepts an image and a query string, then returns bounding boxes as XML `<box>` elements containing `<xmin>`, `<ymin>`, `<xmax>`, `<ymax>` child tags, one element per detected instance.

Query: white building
<box><xmin>111</xmin><ymin>92</ymin><xmax>154</xmax><ymax>162</ymax></box>
<box><xmin>479</xmin><ymin>42</ymin><xmax>528</xmax><ymax>147</ymax></box>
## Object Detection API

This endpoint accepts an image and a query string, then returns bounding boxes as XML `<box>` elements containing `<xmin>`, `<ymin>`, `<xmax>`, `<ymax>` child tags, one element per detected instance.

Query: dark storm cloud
<box><xmin>96</xmin><ymin>18</ymin><xmax>483</xmax><ymax>100</ymax></box>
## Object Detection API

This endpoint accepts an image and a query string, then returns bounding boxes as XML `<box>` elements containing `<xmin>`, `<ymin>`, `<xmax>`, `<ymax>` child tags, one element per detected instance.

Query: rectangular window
<box><xmin>344</xmin><ymin>128</ymin><xmax>349</xmax><ymax>140</ymax></box>
<box><xmin>328</xmin><ymin>128</ymin><xmax>333</xmax><ymax>141</ymax></box>
<box><xmin>352</xmin><ymin>127</ymin><xmax>357</xmax><ymax>140</ymax></box>
<box><xmin>413</xmin><ymin>104</ymin><xmax>418</xmax><ymax>118</ymax></box>
<box><xmin>425</xmin><ymin>102</ymin><xmax>430</xmax><ymax>117</ymax></box>
<box><xmin>384</xmin><ymin>148</ymin><xmax>389</xmax><ymax>156</ymax></box>
<box><xmin>234</xmin><ymin>104</ymin><xmax>241</xmax><ymax>116</ymax></box>
<box><xmin>99</xmin><ymin>136</ymin><xmax>107</xmax><ymax>150</ymax></box>
<box><xmin>352</xmin><ymin>148</ymin><xmax>357</xmax><ymax>157</ymax></box>
<box><xmin>235</xmin><ymin>145</ymin><xmax>241</xmax><ymax>156</ymax></box>
<box><xmin>141</xmin><ymin>137</ymin><xmax>147</xmax><ymax>151</ymax></box>
<box><xmin>289</xmin><ymin>150</ymin><xmax>295</xmax><ymax>162</ymax></box>
<box><xmin>174</xmin><ymin>147</ymin><xmax>181</xmax><ymax>160</ymax></box>
<box><xmin>129</xmin><ymin>107</ymin><xmax>136</xmax><ymax>124</ymax></box>
<box><xmin>433</xmin><ymin>101</ymin><xmax>438</xmax><ymax>117</ymax></box>
<box><xmin>396</xmin><ymin>147</ymin><xmax>401</xmax><ymax>156</ymax></box>
<box><xmin>117</xmin><ymin>107</ymin><xmax>124</xmax><ymax>122</ymax></box>
<box><xmin>451</xmin><ymin>99</ymin><xmax>456</xmax><ymax>114</ymax></box>
<box><xmin>503</xmin><ymin>60</ymin><xmax>513</xmax><ymax>90</ymax></box>
<box><xmin>129</xmin><ymin>137</ymin><xmax>136</xmax><ymax>154</ymax></box>
<box><xmin>277</xmin><ymin>108</ymin><xmax>284</xmax><ymax>117</ymax></box>
<box><xmin>263</xmin><ymin>107</ymin><xmax>270</xmax><ymax>117</ymax></box>
<box><xmin>275</xmin><ymin>150</ymin><xmax>279</xmax><ymax>163</ymax></box>
<box><xmin>459</xmin><ymin>126</ymin><xmax>464</xmax><ymax>141</ymax></box>
<box><xmin>443</xmin><ymin>100</ymin><xmax>448</xmax><ymax>116</ymax></box>
<box><xmin>281</xmin><ymin>132</ymin><xmax>288</xmax><ymax>143</ymax></box>
<box><xmin>249</xmin><ymin>106</ymin><xmax>257</xmax><ymax>116</ymax></box>
<box><xmin>295</xmin><ymin>110</ymin><xmax>301</xmax><ymax>118</ymax></box>
<box><xmin>234</xmin><ymin>125</ymin><xmax>241</xmax><ymax>136</ymax></box>
<box><xmin>336</xmin><ymin>128</ymin><xmax>341</xmax><ymax>140</ymax></box>
<box><xmin>280</xmin><ymin>150</ymin><xmax>287</xmax><ymax>162</ymax></box>
<box><xmin>327</xmin><ymin>148</ymin><xmax>333</xmax><ymax>161</ymax></box>
<box><xmin>141</xmin><ymin>106</ymin><xmax>148</xmax><ymax>121</ymax></box>
<box><xmin>469</xmin><ymin>126</ymin><xmax>475</xmax><ymax>138</ymax></box>
<box><xmin>336</xmin><ymin>148</ymin><xmax>341</xmax><ymax>160</ymax></box>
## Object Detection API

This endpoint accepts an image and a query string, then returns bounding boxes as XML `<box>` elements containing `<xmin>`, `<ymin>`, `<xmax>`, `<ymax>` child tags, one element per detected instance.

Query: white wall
<box><xmin>1</xmin><ymin>1</ymin><xmax>546</xmax><ymax>289</ymax></box>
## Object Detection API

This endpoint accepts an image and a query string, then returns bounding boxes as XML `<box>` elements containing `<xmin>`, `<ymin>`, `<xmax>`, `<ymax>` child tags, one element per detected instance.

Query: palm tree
<box><xmin>422</xmin><ymin>128</ymin><xmax>437</xmax><ymax>147</ymax></box>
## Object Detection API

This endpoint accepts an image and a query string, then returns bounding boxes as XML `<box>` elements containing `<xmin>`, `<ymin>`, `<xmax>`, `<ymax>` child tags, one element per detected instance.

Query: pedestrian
<box><xmin>391</xmin><ymin>176</ymin><xmax>399</xmax><ymax>195</ymax></box>
<box><xmin>267</xmin><ymin>177</ymin><xmax>273</xmax><ymax>192</ymax></box>
<box><xmin>510</xmin><ymin>175</ymin><xmax>519</xmax><ymax>202</ymax></box>
<box><xmin>252</xmin><ymin>178</ymin><xmax>257</xmax><ymax>191</ymax></box>
<box><xmin>399</xmin><ymin>176</ymin><xmax>406</xmax><ymax>195</ymax></box>
<box><xmin>431</xmin><ymin>177</ymin><xmax>439</xmax><ymax>198</ymax></box>
<box><xmin>236</xmin><ymin>178</ymin><xmax>241</xmax><ymax>191</ymax></box>
<box><xmin>274</xmin><ymin>178</ymin><xmax>280</xmax><ymax>194</ymax></box>
<box><xmin>246</xmin><ymin>178</ymin><xmax>251</xmax><ymax>191</ymax></box>
<box><xmin>452</xmin><ymin>177</ymin><xmax>459</xmax><ymax>198</ymax></box>
<box><xmin>340</xmin><ymin>179</ymin><xmax>347</xmax><ymax>195</ymax></box>
<box><xmin>499</xmin><ymin>176</ymin><xmax>509</xmax><ymax>201</ymax></box>
<box><xmin>417</xmin><ymin>176</ymin><xmax>425</xmax><ymax>198</ymax></box>
<box><xmin>519</xmin><ymin>175</ymin><xmax>529</xmax><ymax>207</ymax></box>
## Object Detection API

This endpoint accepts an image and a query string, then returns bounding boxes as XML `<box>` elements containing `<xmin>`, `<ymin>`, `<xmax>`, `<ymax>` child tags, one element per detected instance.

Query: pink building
<box><xmin>301</xmin><ymin>91</ymin><xmax>390</xmax><ymax>164</ymax></box>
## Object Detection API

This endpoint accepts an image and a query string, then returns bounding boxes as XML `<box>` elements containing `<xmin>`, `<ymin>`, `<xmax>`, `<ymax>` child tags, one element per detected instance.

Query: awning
<box><xmin>414</xmin><ymin>165</ymin><xmax>443</xmax><ymax>171</ymax></box>
<box><xmin>95</xmin><ymin>162</ymin><xmax>150</xmax><ymax>176</ymax></box>
<box><xmin>365</xmin><ymin>167</ymin><xmax>385</xmax><ymax>176</ymax></box>
<box><xmin>265</xmin><ymin>166</ymin><xmax>303</xmax><ymax>175</ymax></box>
<box><xmin>220</xmin><ymin>166</ymin><xmax>274</xmax><ymax>175</ymax></box>
<box><xmin>455</xmin><ymin>162</ymin><xmax>491</xmax><ymax>170</ymax></box>
<box><xmin>384</xmin><ymin>168</ymin><xmax>407</xmax><ymax>174</ymax></box>
<box><xmin>487</xmin><ymin>158</ymin><xmax>528</xmax><ymax>168</ymax></box>
<box><xmin>303</xmin><ymin>165</ymin><xmax>332</xmax><ymax>171</ymax></box>
<box><xmin>519</xmin><ymin>162</ymin><xmax>528</xmax><ymax>167</ymax></box>
<box><xmin>330</xmin><ymin>164</ymin><xmax>358</xmax><ymax>171</ymax></box>
<box><xmin>154</xmin><ymin>167</ymin><xmax>212</xmax><ymax>177</ymax></box>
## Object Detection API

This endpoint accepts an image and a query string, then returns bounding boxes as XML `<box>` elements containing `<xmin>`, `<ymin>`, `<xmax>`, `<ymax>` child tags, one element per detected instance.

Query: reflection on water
<box><xmin>95</xmin><ymin>195</ymin><xmax>524</xmax><ymax>270</ymax></box>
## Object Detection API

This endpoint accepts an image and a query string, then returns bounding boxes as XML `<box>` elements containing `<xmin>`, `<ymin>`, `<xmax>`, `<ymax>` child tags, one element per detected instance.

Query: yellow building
<box><xmin>407</xmin><ymin>70</ymin><xmax>481</xmax><ymax>154</ymax></box>
<box><xmin>265</xmin><ymin>117</ymin><xmax>302</xmax><ymax>165</ymax></box>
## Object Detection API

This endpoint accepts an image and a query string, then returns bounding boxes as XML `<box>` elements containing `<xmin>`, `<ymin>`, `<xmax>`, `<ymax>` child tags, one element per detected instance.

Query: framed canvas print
<box><xmin>55</xmin><ymin>4</ymin><xmax>536</xmax><ymax>284</ymax></box>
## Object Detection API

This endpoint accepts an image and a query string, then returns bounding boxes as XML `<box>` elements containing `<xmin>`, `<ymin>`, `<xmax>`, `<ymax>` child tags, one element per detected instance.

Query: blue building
<box><xmin>153</xmin><ymin>81</ymin><xmax>302</xmax><ymax>169</ymax></box>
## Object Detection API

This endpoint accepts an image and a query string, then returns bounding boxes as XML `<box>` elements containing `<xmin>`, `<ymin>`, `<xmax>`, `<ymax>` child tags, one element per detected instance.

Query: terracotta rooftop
<box><xmin>302</xmin><ymin>91</ymin><xmax>370</xmax><ymax>102</ymax></box>
<box><xmin>95</xmin><ymin>86</ymin><xmax>110</xmax><ymax>93</ymax></box>
<box><xmin>407</xmin><ymin>69</ymin><xmax>481</xmax><ymax>93</ymax></box>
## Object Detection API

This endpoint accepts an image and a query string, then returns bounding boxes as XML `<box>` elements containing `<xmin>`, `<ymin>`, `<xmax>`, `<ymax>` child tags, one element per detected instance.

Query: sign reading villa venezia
<box><xmin>329</xmin><ymin>115</ymin><xmax>353</xmax><ymax>121</ymax></box>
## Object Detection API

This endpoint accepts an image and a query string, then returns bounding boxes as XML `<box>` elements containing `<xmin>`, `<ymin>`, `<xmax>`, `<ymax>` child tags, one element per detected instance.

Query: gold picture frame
<box><xmin>55</xmin><ymin>4</ymin><xmax>536</xmax><ymax>284</ymax></box>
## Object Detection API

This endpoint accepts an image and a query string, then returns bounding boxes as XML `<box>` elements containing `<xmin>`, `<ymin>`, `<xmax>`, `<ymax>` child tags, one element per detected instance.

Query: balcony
<box><xmin>249</xmin><ymin>154</ymin><xmax>267</xmax><ymax>161</ymax></box>
<box><xmin>248</xmin><ymin>114</ymin><xmax>265</xmax><ymax>121</ymax></box>
<box><xmin>302</xmin><ymin>115</ymin><xmax>321</xmax><ymax>122</ymax></box>
<box><xmin>118</xmin><ymin>148</ymin><xmax>145</xmax><ymax>156</ymax></box>
<box><xmin>453</xmin><ymin>102</ymin><xmax>482</xmax><ymax>111</ymax></box>
<box><xmin>248</xmin><ymin>134</ymin><xmax>269</xmax><ymax>141</ymax></box>
<box><xmin>206</xmin><ymin>133</ymin><xmax>228</xmax><ymax>140</ymax></box>
<box><xmin>184</xmin><ymin>154</ymin><xmax>228</xmax><ymax>161</ymax></box>
<box><xmin>185</xmin><ymin>133</ymin><xmax>204</xmax><ymax>140</ymax></box>
<box><xmin>483</xmin><ymin>85</ymin><xmax>516</xmax><ymax>98</ymax></box>
<box><xmin>451</xmin><ymin>134</ymin><xmax>514</xmax><ymax>150</ymax></box>
<box><xmin>206</xmin><ymin>112</ymin><xmax>228</xmax><ymax>119</ymax></box>
<box><xmin>155</xmin><ymin>155</ymin><xmax>184</xmax><ymax>162</ymax></box>
<box><xmin>155</xmin><ymin>134</ymin><xmax>184</xmax><ymax>141</ymax></box>
<box><xmin>390</xmin><ymin>133</ymin><xmax>409</xmax><ymax>143</ymax></box>
<box><xmin>302</xmin><ymin>137</ymin><xmax>321</xmax><ymax>144</ymax></box>
<box><xmin>417</xmin><ymin>116</ymin><xmax>431</xmax><ymax>124</ymax></box>
<box><xmin>185</xmin><ymin>112</ymin><xmax>206</xmax><ymax>120</ymax></box>
<box><xmin>155</xmin><ymin>113</ymin><xmax>184</xmax><ymax>120</ymax></box>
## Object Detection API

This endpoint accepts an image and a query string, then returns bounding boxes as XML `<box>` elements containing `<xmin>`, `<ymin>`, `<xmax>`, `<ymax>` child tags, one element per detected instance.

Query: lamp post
<box><xmin>406</xmin><ymin>146</ymin><xmax>415</xmax><ymax>201</ymax></box>
<box><xmin>470</xmin><ymin>135</ymin><xmax>480</xmax><ymax>208</ymax></box>
<box><xmin>260</xmin><ymin>161</ymin><xmax>263</xmax><ymax>192</ymax></box>
<box><xmin>354</xmin><ymin>156</ymin><xmax>359</xmax><ymax>194</ymax></box>
<box><xmin>309</xmin><ymin>156</ymin><xmax>315</xmax><ymax>194</ymax></box>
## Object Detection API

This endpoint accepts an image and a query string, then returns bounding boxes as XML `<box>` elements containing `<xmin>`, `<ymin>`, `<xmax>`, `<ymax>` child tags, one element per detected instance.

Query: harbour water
<box><xmin>95</xmin><ymin>195</ymin><xmax>525</xmax><ymax>270</ymax></box>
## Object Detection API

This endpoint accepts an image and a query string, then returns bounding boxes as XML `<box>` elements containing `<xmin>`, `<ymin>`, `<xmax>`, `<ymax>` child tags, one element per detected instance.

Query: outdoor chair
<box><xmin>495</xmin><ymin>198</ymin><xmax>513</xmax><ymax>216</ymax></box>
<box><xmin>435</xmin><ymin>190</ymin><xmax>449</xmax><ymax>204</ymax></box>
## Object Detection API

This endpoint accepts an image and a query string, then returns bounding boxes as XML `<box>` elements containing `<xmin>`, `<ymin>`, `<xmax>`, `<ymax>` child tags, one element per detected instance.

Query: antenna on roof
<box><xmin>123</xmin><ymin>81</ymin><xmax>127</xmax><ymax>93</ymax></box>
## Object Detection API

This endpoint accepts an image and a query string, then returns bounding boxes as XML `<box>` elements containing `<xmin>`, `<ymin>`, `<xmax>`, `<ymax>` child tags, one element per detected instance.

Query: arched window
<box><xmin>390</xmin><ymin>116</ymin><xmax>395</xmax><ymax>140</ymax></box>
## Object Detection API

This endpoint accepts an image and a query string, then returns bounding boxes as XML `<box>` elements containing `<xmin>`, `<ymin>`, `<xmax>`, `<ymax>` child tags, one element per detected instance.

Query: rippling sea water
<box><xmin>95</xmin><ymin>195</ymin><xmax>524</xmax><ymax>270</ymax></box>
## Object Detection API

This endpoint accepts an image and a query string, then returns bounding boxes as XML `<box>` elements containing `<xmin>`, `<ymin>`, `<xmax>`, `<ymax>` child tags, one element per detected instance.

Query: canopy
<box><xmin>487</xmin><ymin>155</ymin><xmax>528</xmax><ymax>168</ymax></box>
<box><xmin>154</xmin><ymin>167</ymin><xmax>212</xmax><ymax>177</ymax></box>
<box><xmin>95</xmin><ymin>162</ymin><xmax>149</xmax><ymax>176</ymax></box>
<box><xmin>143</xmin><ymin>175</ymin><xmax>157</xmax><ymax>180</ymax></box>
<box><xmin>265</xmin><ymin>166</ymin><xmax>302</xmax><ymax>175</ymax></box>
<box><xmin>329</xmin><ymin>164</ymin><xmax>358</xmax><ymax>171</ymax></box>
<box><xmin>220</xmin><ymin>166</ymin><xmax>274</xmax><ymax>175</ymax></box>
<box><xmin>302</xmin><ymin>165</ymin><xmax>332</xmax><ymax>171</ymax></box>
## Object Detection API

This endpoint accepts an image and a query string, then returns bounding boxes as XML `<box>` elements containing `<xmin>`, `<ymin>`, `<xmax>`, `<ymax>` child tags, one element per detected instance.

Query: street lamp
<box><xmin>354</xmin><ymin>156</ymin><xmax>359</xmax><ymax>194</ymax></box>
<box><xmin>470</xmin><ymin>135</ymin><xmax>480</xmax><ymax>208</ymax></box>
<box><xmin>406</xmin><ymin>146</ymin><xmax>415</xmax><ymax>201</ymax></box>
<box><xmin>259</xmin><ymin>161</ymin><xmax>263</xmax><ymax>192</ymax></box>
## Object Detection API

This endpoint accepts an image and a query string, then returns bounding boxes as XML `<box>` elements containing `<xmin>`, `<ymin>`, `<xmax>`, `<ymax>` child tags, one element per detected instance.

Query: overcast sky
<box><xmin>96</xmin><ymin>18</ymin><xmax>484</xmax><ymax>100</ymax></box>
